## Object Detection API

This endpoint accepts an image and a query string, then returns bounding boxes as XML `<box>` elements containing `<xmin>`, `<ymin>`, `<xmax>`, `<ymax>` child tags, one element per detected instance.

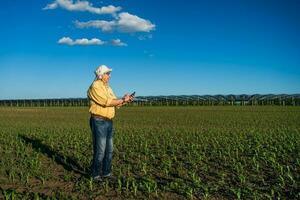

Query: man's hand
<box><xmin>116</xmin><ymin>94</ymin><xmax>135</xmax><ymax>108</ymax></box>
<box><xmin>128</xmin><ymin>93</ymin><xmax>135</xmax><ymax>102</ymax></box>
<box><xmin>122</xmin><ymin>94</ymin><xmax>131</xmax><ymax>102</ymax></box>
<box><xmin>122</xmin><ymin>94</ymin><xmax>135</xmax><ymax>103</ymax></box>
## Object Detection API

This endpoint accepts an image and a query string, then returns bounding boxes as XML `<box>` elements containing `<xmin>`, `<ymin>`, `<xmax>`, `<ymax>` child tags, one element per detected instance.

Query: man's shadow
<box><xmin>19</xmin><ymin>134</ymin><xmax>90</xmax><ymax>179</ymax></box>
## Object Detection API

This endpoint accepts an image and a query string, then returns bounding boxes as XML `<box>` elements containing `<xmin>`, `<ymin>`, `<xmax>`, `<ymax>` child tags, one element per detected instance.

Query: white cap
<box><xmin>94</xmin><ymin>65</ymin><xmax>112</xmax><ymax>77</ymax></box>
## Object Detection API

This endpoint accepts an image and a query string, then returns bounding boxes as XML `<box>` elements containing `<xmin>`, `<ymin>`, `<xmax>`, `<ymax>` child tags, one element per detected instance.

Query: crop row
<box><xmin>0</xmin><ymin>106</ymin><xmax>299</xmax><ymax>199</ymax></box>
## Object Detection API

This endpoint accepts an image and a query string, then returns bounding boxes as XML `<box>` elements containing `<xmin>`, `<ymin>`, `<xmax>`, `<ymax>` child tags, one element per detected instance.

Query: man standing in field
<box><xmin>87</xmin><ymin>65</ymin><xmax>134</xmax><ymax>182</ymax></box>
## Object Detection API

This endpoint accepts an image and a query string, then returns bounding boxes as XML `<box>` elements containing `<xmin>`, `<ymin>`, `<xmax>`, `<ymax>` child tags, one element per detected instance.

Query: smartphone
<box><xmin>130</xmin><ymin>91</ymin><xmax>136</xmax><ymax>97</ymax></box>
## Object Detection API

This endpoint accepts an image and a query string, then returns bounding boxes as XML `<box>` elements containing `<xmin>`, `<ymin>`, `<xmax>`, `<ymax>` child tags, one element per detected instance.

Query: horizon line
<box><xmin>1</xmin><ymin>93</ymin><xmax>300</xmax><ymax>101</ymax></box>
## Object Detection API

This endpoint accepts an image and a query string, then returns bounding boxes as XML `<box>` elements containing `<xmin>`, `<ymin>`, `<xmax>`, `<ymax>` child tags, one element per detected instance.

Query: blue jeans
<box><xmin>90</xmin><ymin>117</ymin><xmax>114</xmax><ymax>177</ymax></box>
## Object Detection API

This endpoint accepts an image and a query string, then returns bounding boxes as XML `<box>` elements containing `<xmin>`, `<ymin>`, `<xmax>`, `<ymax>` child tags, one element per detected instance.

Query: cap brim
<box><xmin>102</xmin><ymin>68</ymin><xmax>112</xmax><ymax>74</ymax></box>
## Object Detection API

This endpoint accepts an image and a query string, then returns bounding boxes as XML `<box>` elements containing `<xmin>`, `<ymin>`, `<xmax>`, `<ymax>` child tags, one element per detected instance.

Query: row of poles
<box><xmin>0</xmin><ymin>97</ymin><xmax>299</xmax><ymax>107</ymax></box>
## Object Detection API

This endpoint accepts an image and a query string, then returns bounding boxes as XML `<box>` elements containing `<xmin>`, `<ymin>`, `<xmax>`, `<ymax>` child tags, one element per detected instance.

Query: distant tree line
<box><xmin>0</xmin><ymin>94</ymin><xmax>300</xmax><ymax>107</ymax></box>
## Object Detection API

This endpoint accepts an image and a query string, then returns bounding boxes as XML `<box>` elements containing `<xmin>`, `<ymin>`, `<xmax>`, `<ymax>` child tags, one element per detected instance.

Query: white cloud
<box><xmin>58</xmin><ymin>37</ymin><xmax>73</xmax><ymax>45</ymax></box>
<box><xmin>75</xmin><ymin>12</ymin><xmax>155</xmax><ymax>33</ymax></box>
<box><xmin>117</xmin><ymin>12</ymin><xmax>155</xmax><ymax>33</ymax></box>
<box><xmin>58</xmin><ymin>37</ymin><xmax>105</xmax><ymax>45</ymax></box>
<box><xmin>43</xmin><ymin>0</ymin><xmax>121</xmax><ymax>15</ymax></box>
<box><xmin>45</xmin><ymin>1</ymin><xmax>155</xmax><ymax>46</ymax></box>
<box><xmin>44</xmin><ymin>2</ymin><xmax>58</xmax><ymax>10</ymax></box>
<box><xmin>57</xmin><ymin>37</ymin><xmax>127</xmax><ymax>47</ymax></box>
<box><xmin>111</xmin><ymin>39</ymin><xmax>127</xmax><ymax>47</ymax></box>
<box><xmin>75</xmin><ymin>20</ymin><xmax>116</xmax><ymax>32</ymax></box>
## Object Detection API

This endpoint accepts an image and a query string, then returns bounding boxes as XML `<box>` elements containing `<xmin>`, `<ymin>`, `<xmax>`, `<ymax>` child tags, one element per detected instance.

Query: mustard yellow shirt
<box><xmin>87</xmin><ymin>80</ymin><xmax>117</xmax><ymax>119</ymax></box>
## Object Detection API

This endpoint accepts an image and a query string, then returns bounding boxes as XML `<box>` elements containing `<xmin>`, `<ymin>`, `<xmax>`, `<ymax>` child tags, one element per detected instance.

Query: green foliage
<box><xmin>0</xmin><ymin>106</ymin><xmax>299</xmax><ymax>199</ymax></box>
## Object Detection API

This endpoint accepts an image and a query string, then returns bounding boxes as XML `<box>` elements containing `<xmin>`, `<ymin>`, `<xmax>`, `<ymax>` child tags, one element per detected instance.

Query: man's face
<box><xmin>102</xmin><ymin>72</ymin><xmax>111</xmax><ymax>83</ymax></box>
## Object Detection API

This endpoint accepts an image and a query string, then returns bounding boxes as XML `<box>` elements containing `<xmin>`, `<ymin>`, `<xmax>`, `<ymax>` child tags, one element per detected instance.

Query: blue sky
<box><xmin>1</xmin><ymin>0</ymin><xmax>300</xmax><ymax>99</ymax></box>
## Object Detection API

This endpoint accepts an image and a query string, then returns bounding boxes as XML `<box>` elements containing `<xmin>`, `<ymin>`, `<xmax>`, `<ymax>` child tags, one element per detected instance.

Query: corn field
<box><xmin>0</xmin><ymin>106</ymin><xmax>299</xmax><ymax>199</ymax></box>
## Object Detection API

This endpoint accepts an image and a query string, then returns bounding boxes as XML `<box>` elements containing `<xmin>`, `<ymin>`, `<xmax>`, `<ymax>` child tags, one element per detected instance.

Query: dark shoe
<box><xmin>92</xmin><ymin>175</ymin><xmax>103</xmax><ymax>182</ymax></box>
<box><xmin>102</xmin><ymin>174</ymin><xmax>117</xmax><ymax>182</ymax></box>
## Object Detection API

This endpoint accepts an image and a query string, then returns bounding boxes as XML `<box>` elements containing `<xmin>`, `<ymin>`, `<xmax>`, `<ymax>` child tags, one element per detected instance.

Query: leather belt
<box><xmin>91</xmin><ymin>114</ymin><xmax>112</xmax><ymax>121</ymax></box>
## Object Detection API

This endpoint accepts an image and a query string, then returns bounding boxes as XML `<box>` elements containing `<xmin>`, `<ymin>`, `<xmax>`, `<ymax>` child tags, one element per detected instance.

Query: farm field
<box><xmin>0</xmin><ymin>106</ymin><xmax>300</xmax><ymax>199</ymax></box>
